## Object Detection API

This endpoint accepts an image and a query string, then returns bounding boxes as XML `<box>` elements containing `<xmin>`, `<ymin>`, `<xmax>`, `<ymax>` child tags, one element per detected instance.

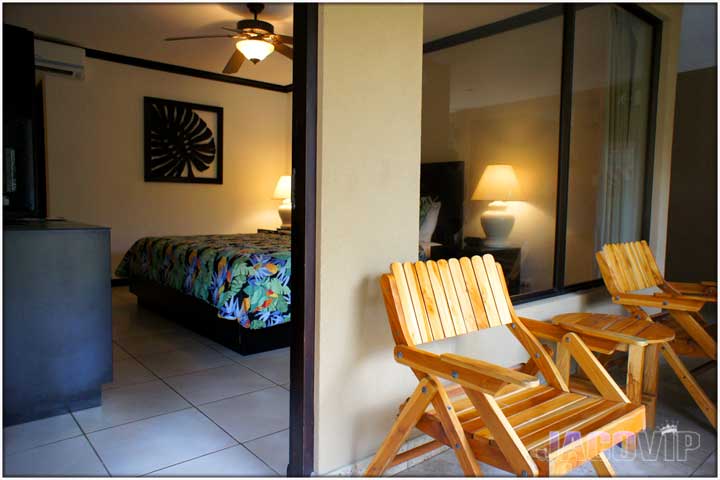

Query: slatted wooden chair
<box><xmin>365</xmin><ymin>255</ymin><xmax>645</xmax><ymax>477</ymax></box>
<box><xmin>596</xmin><ymin>241</ymin><xmax>717</xmax><ymax>427</ymax></box>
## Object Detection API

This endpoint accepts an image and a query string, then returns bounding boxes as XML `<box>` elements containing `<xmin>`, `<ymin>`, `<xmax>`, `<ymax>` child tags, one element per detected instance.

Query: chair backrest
<box><xmin>381</xmin><ymin>254</ymin><xmax>515</xmax><ymax>346</ymax></box>
<box><xmin>596</xmin><ymin>240</ymin><xmax>664</xmax><ymax>295</ymax></box>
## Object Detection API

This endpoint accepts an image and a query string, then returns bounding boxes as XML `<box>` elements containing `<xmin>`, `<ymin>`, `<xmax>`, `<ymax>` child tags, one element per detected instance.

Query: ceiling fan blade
<box><xmin>275</xmin><ymin>34</ymin><xmax>293</xmax><ymax>45</ymax></box>
<box><xmin>272</xmin><ymin>41</ymin><xmax>293</xmax><ymax>60</ymax></box>
<box><xmin>223</xmin><ymin>49</ymin><xmax>245</xmax><ymax>73</ymax></box>
<box><xmin>222</xmin><ymin>27</ymin><xmax>243</xmax><ymax>34</ymax></box>
<box><xmin>165</xmin><ymin>34</ymin><xmax>235</xmax><ymax>41</ymax></box>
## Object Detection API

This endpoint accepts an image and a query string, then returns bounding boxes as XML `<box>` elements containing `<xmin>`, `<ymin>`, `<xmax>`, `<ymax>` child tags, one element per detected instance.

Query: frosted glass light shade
<box><xmin>471</xmin><ymin>164</ymin><xmax>523</xmax><ymax>201</ymax></box>
<box><xmin>236</xmin><ymin>39</ymin><xmax>275</xmax><ymax>63</ymax></box>
<box><xmin>273</xmin><ymin>175</ymin><xmax>292</xmax><ymax>200</ymax></box>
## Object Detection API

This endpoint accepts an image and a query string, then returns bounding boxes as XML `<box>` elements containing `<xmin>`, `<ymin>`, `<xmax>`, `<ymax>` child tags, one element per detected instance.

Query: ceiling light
<box><xmin>235</xmin><ymin>39</ymin><xmax>274</xmax><ymax>64</ymax></box>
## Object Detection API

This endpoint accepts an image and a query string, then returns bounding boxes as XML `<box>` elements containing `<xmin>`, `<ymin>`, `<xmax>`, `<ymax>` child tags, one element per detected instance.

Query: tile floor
<box><xmin>3</xmin><ymin>288</ymin><xmax>717</xmax><ymax>477</ymax></box>
<box><xmin>3</xmin><ymin>287</ymin><xmax>290</xmax><ymax>477</ymax></box>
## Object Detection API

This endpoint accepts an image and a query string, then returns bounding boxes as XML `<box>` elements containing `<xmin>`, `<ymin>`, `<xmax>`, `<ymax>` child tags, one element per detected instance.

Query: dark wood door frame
<box><xmin>288</xmin><ymin>3</ymin><xmax>318</xmax><ymax>477</ymax></box>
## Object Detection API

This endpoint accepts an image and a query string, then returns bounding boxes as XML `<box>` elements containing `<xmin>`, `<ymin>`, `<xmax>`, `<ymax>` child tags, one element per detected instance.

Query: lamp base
<box><xmin>278</xmin><ymin>199</ymin><xmax>291</xmax><ymax>229</ymax></box>
<box><xmin>480</xmin><ymin>201</ymin><xmax>514</xmax><ymax>247</ymax></box>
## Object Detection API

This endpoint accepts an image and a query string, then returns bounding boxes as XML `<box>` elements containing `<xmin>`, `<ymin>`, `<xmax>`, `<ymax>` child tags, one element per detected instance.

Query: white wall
<box><xmin>41</xmin><ymin>58</ymin><xmax>292</xmax><ymax>271</ymax></box>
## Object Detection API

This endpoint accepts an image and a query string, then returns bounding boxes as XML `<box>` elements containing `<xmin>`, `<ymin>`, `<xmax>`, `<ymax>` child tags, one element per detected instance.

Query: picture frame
<box><xmin>143</xmin><ymin>96</ymin><xmax>223</xmax><ymax>184</ymax></box>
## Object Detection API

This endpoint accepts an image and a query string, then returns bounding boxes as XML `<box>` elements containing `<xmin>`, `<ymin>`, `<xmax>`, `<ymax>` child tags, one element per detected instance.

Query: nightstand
<box><xmin>461</xmin><ymin>237</ymin><xmax>521</xmax><ymax>295</ymax></box>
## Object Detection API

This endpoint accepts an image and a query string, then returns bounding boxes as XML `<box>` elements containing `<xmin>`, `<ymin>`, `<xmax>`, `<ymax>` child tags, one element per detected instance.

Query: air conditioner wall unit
<box><xmin>34</xmin><ymin>39</ymin><xmax>85</xmax><ymax>79</ymax></box>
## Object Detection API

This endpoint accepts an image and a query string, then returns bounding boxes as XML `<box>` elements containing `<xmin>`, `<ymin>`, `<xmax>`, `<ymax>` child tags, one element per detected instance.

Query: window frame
<box><xmin>423</xmin><ymin>3</ymin><xmax>663</xmax><ymax>304</ymax></box>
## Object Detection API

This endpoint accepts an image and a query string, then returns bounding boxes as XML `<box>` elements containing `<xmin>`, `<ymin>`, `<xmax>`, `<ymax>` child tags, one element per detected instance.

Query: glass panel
<box><xmin>564</xmin><ymin>5</ymin><xmax>654</xmax><ymax>285</ymax></box>
<box><xmin>422</xmin><ymin>15</ymin><xmax>563</xmax><ymax>295</ymax></box>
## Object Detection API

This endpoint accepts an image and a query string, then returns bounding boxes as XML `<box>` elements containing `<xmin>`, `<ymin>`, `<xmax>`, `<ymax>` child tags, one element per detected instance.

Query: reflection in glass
<box><xmin>422</xmin><ymin>16</ymin><xmax>563</xmax><ymax>294</ymax></box>
<box><xmin>564</xmin><ymin>5</ymin><xmax>653</xmax><ymax>285</ymax></box>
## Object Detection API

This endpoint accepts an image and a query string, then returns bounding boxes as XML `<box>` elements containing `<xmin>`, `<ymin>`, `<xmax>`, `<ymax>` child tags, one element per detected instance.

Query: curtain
<box><xmin>594</xmin><ymin>7</ymin><xmax>649</xmax><ymax>260</ymax></box>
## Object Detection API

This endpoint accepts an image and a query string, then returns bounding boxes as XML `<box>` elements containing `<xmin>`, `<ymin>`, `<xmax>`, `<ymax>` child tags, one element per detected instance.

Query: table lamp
<box><xmin>273</xmin><ymin>175</ymin><xmax>292</xmax><ymax>228</ymax></box>
<box><xmin>471</xmin><ymin>164</ymin><xmax>522</xmax><ymax>247</ymax></box>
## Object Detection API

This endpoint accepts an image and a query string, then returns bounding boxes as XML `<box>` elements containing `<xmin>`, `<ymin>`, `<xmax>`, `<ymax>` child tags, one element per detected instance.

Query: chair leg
<box><xmin>622</xmin><ymin>345</ymin><xmax>645</xmax><ymax>451</ymax></box>
<box><xmin>590</xmin><ymin>452</ymin><xmax>615</xmax><ymax>477</ymax></box>
<box><xmin>365</xmin><ymin>378</ymin><xmax>437</xmax><ymax>476</ymax></box>
<box><xmin>642</xmin><ymin>344</ymin><xmax>660</xmax><ymax>430</ymax></box>
<box><xmin>555</xmin><ymin>341</ymin><xmax>571</xmax><ymax>386</ymax></box>
<box><xmin>661</xmin><ymin>343</ymin><xmax>717</xmax><ymax>428</ymax></box>
<box><xmin>671</xmin><ymin>311</ymin><xmax>717</xmax><ymax>360</ymax></box>
<box><xmin>432</xmin><ymin>382</ymin><xmax>484</xmax><ymax>476</ymax></box>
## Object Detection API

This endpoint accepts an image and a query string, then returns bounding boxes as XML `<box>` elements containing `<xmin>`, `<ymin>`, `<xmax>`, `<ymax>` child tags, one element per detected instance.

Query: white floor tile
<box><xmin>113</xmin><ymin>344</ymin><xmax>132</xmax><ymax>361</ymax></box>
<box><xmin>693</xmin><ymin>452</ymin><xmax>717</xmax><ymax>477</ymax></box>
<box><xmin>164</xmin><ymin>364</ymin><xmax>274</xmax><ymax>406</ymax></box>
<box><xmin>199</xmin><ymin>386</ymin><xmax>289</xmax><ymax>442</ymax></box>
<box><xmin>102</xmin><ymin>357</ymin><xmax>156</xmax><ymax>390</ymax></box>
<box><xmin>149</xmin><ymin>444</ymin><xmax>276</xmax><ymax>476</ymax></box>
<box><xmin>3</xmin><ymin>413</ymin><xmax>82</xmax><ymax>455</ymax></box>
<box><xmin>235</xmin><ymin>347</ymin><xmax>290</xmax><ymax>384</ymax></box>
<box><xmin>4</xmin><ymin>435</ymin><xmax>108</xmax><ymax>476</ymax></box>
<box><xmin>114</xmin><ymin>330</ymin><xmax>200</xmax><ymax>357</ymax></box>
<box><xmin>245</xmin><ymin>429</ymin><xmax>289</xmax><ymax>475</ymax></box>
<box><xmin>72</xmin><ymin>380</ymin><xmax>190</xmax><ymax>433</ymax></box>
<box><xmin>87</xmin><ymin>409</ymin><xmax>236</xmax><ymax>476</ymax></box>
<box><xmin>138</xmin><ymin>343</ymin><xmax>234</xmax><ymax>378</ymax></box>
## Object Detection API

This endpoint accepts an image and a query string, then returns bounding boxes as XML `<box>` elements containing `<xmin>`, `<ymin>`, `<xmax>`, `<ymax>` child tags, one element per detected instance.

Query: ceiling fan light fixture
<box><xmin>236</xmin><ymin>38</ymin><xmax>274</xmax><ymax>64</ymax></box>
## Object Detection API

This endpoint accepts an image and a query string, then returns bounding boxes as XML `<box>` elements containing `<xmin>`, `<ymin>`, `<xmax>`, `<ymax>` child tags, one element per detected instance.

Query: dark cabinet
<box><xmin>3</xmin><ymin>221</ymin><xmax>112</xmax><ymax>426</ymax></box>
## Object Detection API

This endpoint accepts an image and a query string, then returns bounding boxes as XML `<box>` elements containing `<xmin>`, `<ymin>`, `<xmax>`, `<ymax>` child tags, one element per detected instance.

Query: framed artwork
<box><xmin>144</xmin><ymin>97</ymin><xmax>223</xmax><ymax>184</ymax></box>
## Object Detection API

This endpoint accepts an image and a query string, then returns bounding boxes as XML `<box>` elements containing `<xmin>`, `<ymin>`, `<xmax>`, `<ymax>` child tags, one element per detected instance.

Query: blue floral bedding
<box><xmin>116</xmin><ymin>233</ymin><xmax>290</xmax><ymax>329</ymax></box>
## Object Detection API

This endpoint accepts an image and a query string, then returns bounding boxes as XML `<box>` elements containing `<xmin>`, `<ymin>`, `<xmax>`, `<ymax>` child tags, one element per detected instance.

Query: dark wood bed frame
<box><xmin>129</xmin><ymin>277</ymin><xmax>291</xmax><ymax>355</ymax></box>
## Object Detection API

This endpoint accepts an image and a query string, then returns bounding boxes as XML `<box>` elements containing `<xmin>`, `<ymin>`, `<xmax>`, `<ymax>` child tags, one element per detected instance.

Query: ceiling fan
<box><xmin>165</xmin><ymin>3</ymin><xmax>293</xmax><ymax>74</ymax></box>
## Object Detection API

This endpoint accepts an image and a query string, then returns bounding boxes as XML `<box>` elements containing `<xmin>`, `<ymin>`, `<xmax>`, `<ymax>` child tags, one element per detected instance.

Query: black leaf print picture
<box><xmin>144</xmin><ymin>97</ymin><xmax>223</xmax><ymax>184</ymax></box>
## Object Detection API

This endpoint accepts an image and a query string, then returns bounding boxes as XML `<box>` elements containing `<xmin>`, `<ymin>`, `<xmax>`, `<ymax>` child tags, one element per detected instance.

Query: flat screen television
<box><xmin>3</xmin><ymin>24</ymin><xmax>46</xmax><ymax>220</ymax></box>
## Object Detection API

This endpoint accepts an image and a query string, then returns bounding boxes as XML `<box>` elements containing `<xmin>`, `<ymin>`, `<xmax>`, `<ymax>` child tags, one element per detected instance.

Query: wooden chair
<box><xmin>365</xmin><ymin>255</ymin><xmax>645</xmax><ymax>477</ymax></box>
<box><xmin>596</xmin><ymin>241</ymin><xmax>717</xmax><ymax>427</ymax></box>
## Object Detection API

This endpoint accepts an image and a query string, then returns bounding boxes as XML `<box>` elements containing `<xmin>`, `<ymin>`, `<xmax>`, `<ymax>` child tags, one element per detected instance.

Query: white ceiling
<box><xmin>3</xmin><ymin>3</ymin><xmax>294</xmax><ymax>85</ymax></box>
<box><xmin>678</xmin><ymin>3</ymin><xmax>717</xmax><ymax>73</ymax></box>
<box><xmin>423</xmin><ymin>3</ymin><xmax>548</xmax><ymax>42</ymax></box>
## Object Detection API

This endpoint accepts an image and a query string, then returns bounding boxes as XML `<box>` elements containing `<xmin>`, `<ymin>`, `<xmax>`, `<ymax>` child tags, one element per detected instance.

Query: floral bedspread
<box><xmin>115</xmin><ymin>233</ymin><xmax>291</xmax><ymax>329</ymax></box>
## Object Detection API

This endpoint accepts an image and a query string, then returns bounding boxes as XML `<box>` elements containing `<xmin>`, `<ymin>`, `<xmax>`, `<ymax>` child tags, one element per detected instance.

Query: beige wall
<box><xmin>40</xmin><ymin>59</ymin><xmax>292</xmax><ymax>271</ymax></box>
<box><xmin>315</xmin><ymin>4</ymin><xmax>424</xmax><ymax>473</ymax></box>
<box><xmin>645</xmin><ymin>3</ymin><xmax>683</xmax><ymax>273</ymax></box>
<box><xmin>314</xmin><ymin>3</ymin><xmax>682</xmax><ymax>474</ymax></box>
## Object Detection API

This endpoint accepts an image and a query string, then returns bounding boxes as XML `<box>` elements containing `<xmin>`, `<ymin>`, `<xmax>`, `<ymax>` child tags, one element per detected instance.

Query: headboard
<box><xmin>420</xmin><ymin>161</ymin><xmax>464</xmax><ymax>257</ymax></box>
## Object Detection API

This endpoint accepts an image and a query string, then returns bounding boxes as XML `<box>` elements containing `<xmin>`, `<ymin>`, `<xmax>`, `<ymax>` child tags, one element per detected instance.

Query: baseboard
<box><xmin>111</xmin><ymin>277</ymin><xmax>129</xmax><ymax>287</ymax></box>
<box><xmin>324</xmin><ymin>434</ymin><xmax>448</xmax><ymax>476</ymax></box>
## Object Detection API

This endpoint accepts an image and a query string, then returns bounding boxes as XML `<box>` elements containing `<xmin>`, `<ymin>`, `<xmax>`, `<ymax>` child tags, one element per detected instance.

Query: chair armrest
<box><xmin>612</xmin><ymin>293</ymin><xmax>704</xmax><ymax>312</ymax></box>
<box><xmin>667</xmin><ymin>281</ymin><xmax>717</xmax><ymax>296</ymax></box>
<box><xmin>520</xmin><ymin>317</ymin><xmax>620</xmax><ymax>354</ymax></box>
<box><xmin>560</xmin><ymin>333</ymin><xmax>630</xmax><ymax>403</ymax></box>
<box><xmin>440</xmin><ymin>353</ymin><xmax>539</xmax><ymax>387</ymax></box>
<box><xmin>394</xmin><ymin>345</ymin><xmax>539</xmax><ymax>395</ymax></box>
<box><xmin>654</xmin><ymin>291</ymin><xmax>717</xmax><ymax>303</ymax></box>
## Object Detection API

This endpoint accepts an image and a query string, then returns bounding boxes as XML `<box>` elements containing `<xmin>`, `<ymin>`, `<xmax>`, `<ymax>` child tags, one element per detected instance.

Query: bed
<box><xmin>115</xmin><ymin>232</ymin><xmax>291</xmax><ymax>355</ymax></box>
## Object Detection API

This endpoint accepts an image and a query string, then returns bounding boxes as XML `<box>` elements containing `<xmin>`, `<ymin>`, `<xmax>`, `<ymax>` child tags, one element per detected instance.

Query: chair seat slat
<box><xmin>390</xmin><ymin>262</ymin><xmax>422</xmax><ymax>345</ymax></box>
<box><xmin>403</xmin><ymin>262</ymin><xmax>435</xmax><ymax>342</ymax></box>
<box><xmin>426</xmin><ymin>260</ymin><xmax>456</xmax><ymax>337</ymax></box>
<box><xmin>471</xmin><ymin>256</ymin><xmax>502</xmax><ymax>327</ymax></box>
<box><xmin>438</xmin><ymin>259</ymin><xmax>467</xmax><ymax>336</ymax></box>
<box><xmin>459</xmin><ymin>257</ymin><xmax>490</xmax><ymax>329</ymax></box>
<box><xmin>414</xmin><ymin>261</ymin><xmax>445</xmax><ymax>341</ymax></box>
<box><xmin>448</xmin><ymin>258</ymin><xmax>479</xmax><ymax>332</ymax></box>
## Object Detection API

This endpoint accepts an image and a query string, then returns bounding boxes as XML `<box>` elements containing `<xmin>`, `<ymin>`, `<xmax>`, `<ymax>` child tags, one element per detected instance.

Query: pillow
<box><xmin>419</xmin><ymin>196</ymin><xmax>441</xmax><ymax>244</ymax></box>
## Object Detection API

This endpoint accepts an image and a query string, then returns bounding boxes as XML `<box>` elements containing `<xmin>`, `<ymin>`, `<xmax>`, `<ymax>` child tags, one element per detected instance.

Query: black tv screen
<box><xmin>3</xmin><ymin>24</ymin><xmax>46</xmax><ymax>219</ymax></box>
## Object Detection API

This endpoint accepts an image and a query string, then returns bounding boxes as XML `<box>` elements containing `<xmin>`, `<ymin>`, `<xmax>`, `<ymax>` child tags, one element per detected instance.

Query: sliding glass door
<box><xmin>421</xmin><ymin>4</ymin><xmax>661</xmax><ymax>301</ymax></box>
<box><xmin>565</xmin><ymin>4</ymin><xmax>655</xmax><ymax>286</ymax></box>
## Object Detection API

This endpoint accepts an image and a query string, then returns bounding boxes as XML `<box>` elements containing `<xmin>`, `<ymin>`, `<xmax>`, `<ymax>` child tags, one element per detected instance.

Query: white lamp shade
<box><xmin>471</xmin><ymin>164</ymin><xmax>523</xmax><ymax>201</ymax></box>
<box><xmin>236</xmin><ymin>39</ymin><xmax>275</xmax><ymax>63</ymax></box>
<box><xmin>273</xmin><ymin>175</ymin><xmax>292</xmax><ymax>200</ymax></box>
